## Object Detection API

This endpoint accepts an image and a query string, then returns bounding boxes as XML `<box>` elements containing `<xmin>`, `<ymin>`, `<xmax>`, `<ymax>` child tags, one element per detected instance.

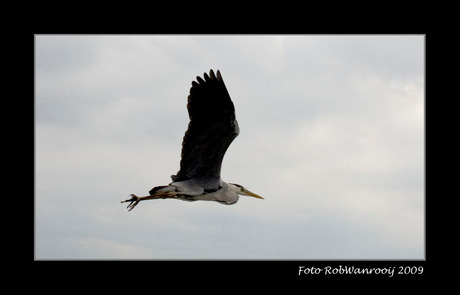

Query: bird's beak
<box><xmin>242</xmin><ymin>188</ymin><xmax>264</xmax><ymax>199</ymax></box>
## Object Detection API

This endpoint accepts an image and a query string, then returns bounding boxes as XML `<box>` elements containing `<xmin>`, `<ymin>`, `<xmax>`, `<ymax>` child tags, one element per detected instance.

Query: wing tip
<box><xmin>192</xmin><ymin>69</ymin><xmax>223</xmax><ymax>84</ymax></box>
<box><xmin>210</xmin><ymin>69</ymin><xmax>224</xmax><ymax>83</ymax></box>
<box><xmin>209</xmin><ymin>69</ymin><xmax>217</xmax><ymax>80</ymax></box>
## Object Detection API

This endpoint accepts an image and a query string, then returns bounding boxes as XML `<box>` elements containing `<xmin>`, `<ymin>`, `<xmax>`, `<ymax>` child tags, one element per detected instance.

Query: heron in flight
<box><xmin>122</xmin><ymin>69</ymin><xmax>263</xmax><ymax>211</ymax></box>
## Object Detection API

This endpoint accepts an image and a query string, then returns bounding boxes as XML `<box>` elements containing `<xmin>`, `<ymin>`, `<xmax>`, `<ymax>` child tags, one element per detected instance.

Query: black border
<box><xmin>26</xmin><ymin>30</ymin><xmax>438</xmax><ymax>287</ymax></box>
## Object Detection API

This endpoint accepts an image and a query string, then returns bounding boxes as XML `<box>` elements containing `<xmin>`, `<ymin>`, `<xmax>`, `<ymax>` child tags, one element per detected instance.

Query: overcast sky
<box><xmin>35</xmin><ymin>35</ymin><xmax>424</xmax><ymax>260</ymax></box>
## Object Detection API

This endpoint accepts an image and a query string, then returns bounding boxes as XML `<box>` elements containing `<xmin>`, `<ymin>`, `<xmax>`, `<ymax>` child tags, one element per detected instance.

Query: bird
<box><xmin>121</xmin><ymin>69</ymin><xmax>263</xmax><ymax>211</ymax></box>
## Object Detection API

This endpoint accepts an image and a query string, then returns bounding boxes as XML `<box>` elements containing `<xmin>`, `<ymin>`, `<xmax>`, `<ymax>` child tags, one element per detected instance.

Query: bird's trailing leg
<box><xmin>121</xmin><ymin>185</ymin><xmax>178</xmax><ymax>211</ymax></box>
<box><xmin>121</xmin><ymin>194</ymin><xmax>143</xmax><ymax>211</ymax></box>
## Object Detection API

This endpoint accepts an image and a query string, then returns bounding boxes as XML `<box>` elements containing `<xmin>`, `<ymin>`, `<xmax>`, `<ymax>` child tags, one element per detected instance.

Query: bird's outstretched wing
<box><xmin>171</xmin><ymin>70</ymin><xmax>239</xmax><ymax>191</ymax></box>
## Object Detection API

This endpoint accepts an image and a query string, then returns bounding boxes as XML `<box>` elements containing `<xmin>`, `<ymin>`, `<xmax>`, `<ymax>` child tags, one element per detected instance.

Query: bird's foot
<box><xmin>121</xmin><ymin>194</ymin><xmax>141</xmax><ymax>212</ymax></box>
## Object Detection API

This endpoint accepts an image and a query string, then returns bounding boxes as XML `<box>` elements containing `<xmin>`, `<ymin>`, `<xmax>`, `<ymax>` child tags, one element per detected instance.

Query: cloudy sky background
<box><xmin>35</xmin><ymin>35</ymin><xmax>424</xmax><ymax>260</ymax></box>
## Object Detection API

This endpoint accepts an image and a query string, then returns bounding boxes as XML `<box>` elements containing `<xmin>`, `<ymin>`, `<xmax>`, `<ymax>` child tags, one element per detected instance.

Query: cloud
<box><xmin>35</xmin><ymin>35</ymin><xmax>424</xmax><ymax>260</ymax></box>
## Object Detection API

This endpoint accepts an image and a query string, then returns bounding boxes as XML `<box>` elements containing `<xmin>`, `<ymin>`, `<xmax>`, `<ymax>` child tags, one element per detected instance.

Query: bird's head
<box><xmin>229</xmin><ymin>183</ymin><xmax>264</xmax><ymax>200</ymax></box>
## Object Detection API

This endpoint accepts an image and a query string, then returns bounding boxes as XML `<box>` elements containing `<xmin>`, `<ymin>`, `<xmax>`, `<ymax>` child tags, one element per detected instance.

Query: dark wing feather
<box><xmin>171</xmin><ymin>70</ymin><xmax>239</xmax><ymax>190</ymax></box>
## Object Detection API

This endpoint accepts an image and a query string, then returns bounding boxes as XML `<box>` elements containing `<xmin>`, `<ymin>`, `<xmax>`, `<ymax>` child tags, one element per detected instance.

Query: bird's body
<box><xmin>122</xmin><ymin>69</ymin><xmax>263</xmax><ymax>211</ymax></box>
<box><xmin>149</xmin><ymin>181</ymin><xmax>240</xmax><ymax>204</ymax></box>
